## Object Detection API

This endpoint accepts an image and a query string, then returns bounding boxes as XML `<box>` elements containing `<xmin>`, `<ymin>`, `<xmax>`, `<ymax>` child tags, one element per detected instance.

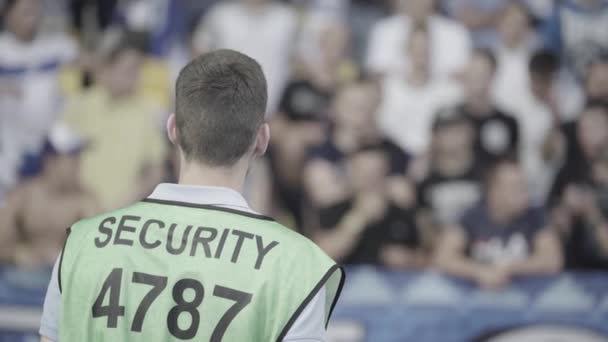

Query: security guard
<box><xmin>40</xmin><ymin>49</ymin><xmax>344</xmax><ymax>342</ymax></box>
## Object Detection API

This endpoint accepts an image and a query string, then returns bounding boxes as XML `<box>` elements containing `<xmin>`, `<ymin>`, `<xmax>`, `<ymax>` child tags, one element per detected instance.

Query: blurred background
<box><xmin>0</xmin><ymin>0</ymin><xmax>608</xmax><ymax>341</ymax></box>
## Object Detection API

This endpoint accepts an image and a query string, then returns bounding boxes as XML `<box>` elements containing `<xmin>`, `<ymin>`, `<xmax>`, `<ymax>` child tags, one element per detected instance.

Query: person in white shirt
<box><xmin>192</xmin><ymin>0</ymin><xmax>298</xmax><ymax>115</ymax></box>
<box><xmin>492</xmin><ymin>1</ymin><xmax>539</xmax><ymax>116</ymax></box>
<box><xmin>366</xmin><ymin>0</ymin><xmax>472</xmax><ymax>78</ymax></box>
<box><xmin>377</xmin><ymin>24</ymin><xmax>462</xmax><ymax>155</ymax></box>
<box><xmin>492</xmin><ymin>3</ymin><xmax>562</xmax><ymax>201</ymax></box>
<box><xmin>0</xmin><ymin>0</ymin><xmax>77</xmax><ymax>198</ymax></box>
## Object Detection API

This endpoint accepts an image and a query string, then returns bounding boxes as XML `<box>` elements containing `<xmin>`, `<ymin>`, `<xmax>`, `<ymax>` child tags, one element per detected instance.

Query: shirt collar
<box><xmin>148</xmin><ymin>183</ymin><xmax>255</xmax><ymax>213</ymax></box>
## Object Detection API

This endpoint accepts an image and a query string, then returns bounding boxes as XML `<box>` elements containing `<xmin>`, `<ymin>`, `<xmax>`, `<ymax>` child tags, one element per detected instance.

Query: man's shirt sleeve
<box><xmin>283</xmin><ymin>287</ymin><xmax>327</xmax><ymax>341</ymax></box>
<box><xmin>39</xmin><ymin>255</ymin><xmax>61</xmax><ymax>341</ymax></box>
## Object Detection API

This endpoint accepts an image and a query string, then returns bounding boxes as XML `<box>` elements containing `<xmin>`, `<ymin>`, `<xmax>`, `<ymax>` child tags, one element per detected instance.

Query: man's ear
<box><xmin>167</xmin><ymin>113</ymin><xmax>178</xmax><ymax>145</ymax></box>
<box><xmin>253</xmin><ymin>123</ymin><xmax>270</xmax><ymax>157</ymax></box>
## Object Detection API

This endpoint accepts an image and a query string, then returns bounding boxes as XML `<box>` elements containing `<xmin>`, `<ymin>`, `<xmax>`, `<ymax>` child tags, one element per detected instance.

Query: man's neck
<box><xmin>178</xmin><ymin>159</ymin><xmax>248</xmax><ymax>194</ymax></box>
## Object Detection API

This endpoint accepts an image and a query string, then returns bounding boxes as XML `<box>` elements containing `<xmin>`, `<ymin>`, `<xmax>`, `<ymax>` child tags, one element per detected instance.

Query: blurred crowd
<box><xmin>0</xmin><ymin>0</ymin><xmax>608</xmax><ymax>290</ymax></box>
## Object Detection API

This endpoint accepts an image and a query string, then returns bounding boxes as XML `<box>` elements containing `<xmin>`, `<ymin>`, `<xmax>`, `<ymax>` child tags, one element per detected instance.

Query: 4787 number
<box><xmin>92</xmin><ymin>268</ymin><xmax>252</xmax><ymax>341</ymax></box>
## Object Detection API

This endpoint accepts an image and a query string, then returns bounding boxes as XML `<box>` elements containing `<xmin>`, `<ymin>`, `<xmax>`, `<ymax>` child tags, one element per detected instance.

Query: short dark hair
<box><xmin>473</xmin><ymin>48</ymin><xmax>497</xmax><ymax>72</ymax></box>
<box><xmin>175</xmin><ymin>49</ymin><xmax>268</xmax><ymax>166</ymax></box>
<box><xmin>529</xmin><ymin>49</ymin><xmax>559</xmax><ymax>77</ymax></box>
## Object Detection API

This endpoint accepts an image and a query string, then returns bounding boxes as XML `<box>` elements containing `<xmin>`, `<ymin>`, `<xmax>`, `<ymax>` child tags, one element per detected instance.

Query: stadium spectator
<box><xmin>435</xmin><ymin>160</ymin><xmax>563</xmax><ymax>289</ymax></box>
<box><xmin>304</xmin><ymin>79</ymin><xmax>410</xmax><ymax>213</ymax></box>
<box><xmin>0</xmin><ymin>123</ymin><xmax>98</xmax><ymax>267</ymax></box>
<box><xmin>0</xmin><ymin>0</ymin><xmax>77</xmax><ymax>196</ymax></box>
<box><xmin>457</xmin><ymin>49</ymin><xmax>520</xmax><ymax>168</ymax></box>
<box><xmin>269</xmin><ymin>20</ymin><xmax>357</xmax><ymax>227</ymax></box>
<box><xmin>416</xmin><ymin>109</ymin><xmax>482</xmax><ymax>250</ymax></box>
<box><xmin>60</xmin><ymin>32</ymin><xmax>167</xmax><ymax>210</ymax></box>
<box><xmin>552</xmin><ymin>149</ymin><xmax>608</xmax><ymax>270</ymax></box>
<box><xmin>60</xmin><ymin>29</ymin><xmax>173</xmax><ymax>110</ymax></box>
<box><xmin>502</xmin><ymin>50</ymin><xmax>562</xmax><ymax>201</ymax></box>
<box><xmin>542</xmin><ymin>0</ymin><xmax>608</xmax><ymax>81</ymax></box>
<box><xmin>549</xmin><ymin>101</ymin><xmax>608</xmax><ymax>207</ymax></box>
<box><xmin>311</xmin><ymin>147</ymin><xmax>423</xmax><ymax>268</ymax></box>
<box><xmin>192</xmin><ymin>0</ymin><xmax>298</xmax><ymax>114</ymax></box>
<box><xmin>377</xmin><ymin>24</ymin><xmax>462</xmax><ymax>155</ymax></box>
<box><xmin>492</xmin><ymin>1</ymin><xmax>539</xmax><ymax>115</ymax></box>
<box><xmin>366</xmin><ymin>0</ymin><xmax>472</xmax><ymax>78</ymax></box>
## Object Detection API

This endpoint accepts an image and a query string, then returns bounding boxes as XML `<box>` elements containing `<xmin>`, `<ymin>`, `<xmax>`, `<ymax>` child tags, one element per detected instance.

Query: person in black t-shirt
<box><xmin>458</xmin><ymin>49</ymin><xmax>520</xmax><ymax>167</ymax></box>
<box><xmin>435</xmin><ymin>160</ymin><xmax>562</xmax><ymax>289</ymax></box>
<box><xmin>305</xmin><ymin>76</ymin><xmax>410</xmax><ymax>175</ymax></box>
<box><xmin>548</xmin><ymin>101</ymin><xmax>608</xmax><ymax>206</ymax></box>
<box><xmin>268</xmin><ymin>21</ymin><xmax>358</xmax><ymax>227</ymax></box>
<box><xmin>304</xmin><ymin>79</ymin><xmax>412</xmax><ymax>216</ymax></box>
<box><xmin>311</xmin><ymin>147</ymin><xmax>423</xmax><ymax>267</ymax></box>
<box><xmin>416</xmin><ymin>108</ymin><xmax>482</xmax><ymax>251</ymax></box>
<box><xmin>549</xmin><ymin>102</ymin><xmax>608</xmax><ymax>270</ymax></box>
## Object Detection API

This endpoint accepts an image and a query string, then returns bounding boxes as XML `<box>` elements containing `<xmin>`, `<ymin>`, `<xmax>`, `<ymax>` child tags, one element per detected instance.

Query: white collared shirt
<box><xmin>40</xmin><ymin>183</ymin><xmax>327</xmax><ymax>341</ymax></box>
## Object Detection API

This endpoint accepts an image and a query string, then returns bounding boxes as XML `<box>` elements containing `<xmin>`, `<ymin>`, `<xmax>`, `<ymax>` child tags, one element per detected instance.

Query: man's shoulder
<box><xmin>266</xmin><ymin>221</ymin><xmax>336</xmax><ymax>261</ymax></box>
<box><xmin>71</xmin><ymin>202</ymin><xmax>143</xmax><ymax>229</ymax></box>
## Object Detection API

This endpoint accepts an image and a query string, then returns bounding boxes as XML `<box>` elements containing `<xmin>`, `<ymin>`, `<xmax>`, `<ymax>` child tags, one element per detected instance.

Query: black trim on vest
<box><xmin>58</xmin><ymin>227</ymin><xmax>71</xmax><ymax>294</ymax></box>
<box><xmin>276</xmin><ymin>264</ymin><xmax>345</xmax><ymax>341</ymax></box>
<box><xmin>141</xmin><ymin>198</ymin><xmax>275</xmax><ymax>222</ymax></box>
<box><xmin>325</xmin><ymin>266</ymin><xmax>345</xmax><ymax>328</ymax></box>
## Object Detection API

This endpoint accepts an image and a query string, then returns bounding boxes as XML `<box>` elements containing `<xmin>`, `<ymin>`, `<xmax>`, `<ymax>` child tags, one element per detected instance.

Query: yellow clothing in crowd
<box><xmin>62</xmin><ymin>88</ymin><xmax>167</xmax><ymax>210</ymax></box>
<box><xmin>60</xmin><ymin>57</ymin><xmax>172</xmax><ymax>107</ymax></box>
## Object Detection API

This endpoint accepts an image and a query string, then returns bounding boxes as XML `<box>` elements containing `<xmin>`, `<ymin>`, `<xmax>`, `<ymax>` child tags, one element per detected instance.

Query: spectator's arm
<box><xmin>594</xmin><ymin>222</ymin><xmax>608</xmax><ymax>257</ymax></box>
<box><xmin>542</xmin><ymin>125</ymin><xmax>565</xmax><ymax>163</ymax></box>
<box><xmin>580</xmin><ymin>193</ymin><xmax>608</xmax><ymax>256</ymax></box>
<box><xmin>380</xmin><ymin>244</ymin><xmax>426</xmax><ymax>269</ymax></box>
<box><xmin>415</xmin><ymin>208</ymin><xmax>440</xmax><ymax>253</ymax></box>
<box><xmin>508</xmin><ymin>229</ymin><xmax>563</xmax><ymax>275</ymax></box>
<box><xmin>40</xmin><ymin>337</ymin><xmax>54</xmax><ymax>342</ymax></box>
<box><xmin>0</xmin><ymin>187</ymin><xmax>25</xmax><ymax>263</ymax></box>
<box><xmin>433</xmin><ymin>225</ymin><xmax>487</xmax><ymax>282</ymax></box>
<box><xmin>312</xmin><ymin>210</ymin><xmax>369</xmax><ymax>261</ymax></box>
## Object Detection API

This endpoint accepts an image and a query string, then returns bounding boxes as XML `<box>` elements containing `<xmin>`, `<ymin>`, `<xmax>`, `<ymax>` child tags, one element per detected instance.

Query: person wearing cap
<box><xmin>0</xmin><ymin>123</ymin><xmax>99</xmax><ymax>267</ymax></box>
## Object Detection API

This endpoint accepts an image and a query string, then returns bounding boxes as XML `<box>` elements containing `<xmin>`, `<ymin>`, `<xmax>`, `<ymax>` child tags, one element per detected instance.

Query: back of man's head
<box><xmin>175</xmin><ymin>49</ymin><xmax>268</xmax><ymax>167</ymax></box>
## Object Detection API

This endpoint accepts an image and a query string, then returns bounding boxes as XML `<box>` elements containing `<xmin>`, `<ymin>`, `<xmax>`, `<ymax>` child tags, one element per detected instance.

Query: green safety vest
<box><xmin>59</xmin><ymin>199</ymin><xmax>344</xmax><ymax>342</ymax></box>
